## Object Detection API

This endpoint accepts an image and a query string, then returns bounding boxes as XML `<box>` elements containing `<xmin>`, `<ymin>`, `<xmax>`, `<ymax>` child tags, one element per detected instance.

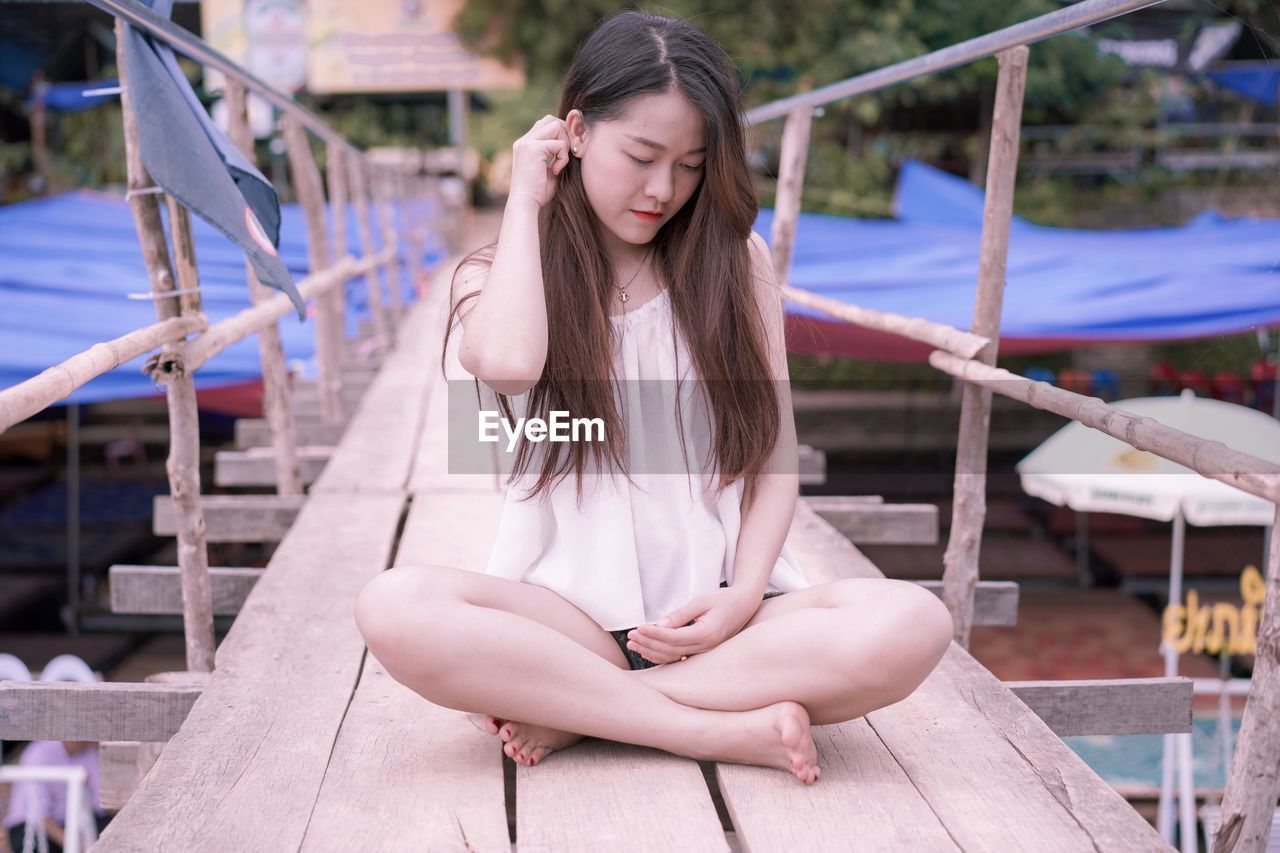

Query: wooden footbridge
<box><xmin>3</xmin><ymin>0</ymin><xmax>1279</xmax><ymax>850</ymax></box>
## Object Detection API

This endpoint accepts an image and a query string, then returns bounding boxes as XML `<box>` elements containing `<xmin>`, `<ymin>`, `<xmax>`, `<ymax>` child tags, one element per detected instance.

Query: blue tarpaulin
<box><xmin>758</xmin><ymin>158</ymin><xmax>1280</xmax><ymax>362</ymax></box>
<box><xmin>0</xmin><ymin>188</ymin><xmax>443</xmax><ymax>404</ymax></box>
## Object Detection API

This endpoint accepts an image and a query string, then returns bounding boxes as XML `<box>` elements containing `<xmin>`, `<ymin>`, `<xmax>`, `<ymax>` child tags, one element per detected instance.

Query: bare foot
<box><xmin>702</xmin><ymin>701</ymin><xmax>821</xmax><ymax>784</ymax></box>
<box><xmin>483</xmin><ymin>715</ymin><xmax>584</xmax><ymax>767</ymax></box>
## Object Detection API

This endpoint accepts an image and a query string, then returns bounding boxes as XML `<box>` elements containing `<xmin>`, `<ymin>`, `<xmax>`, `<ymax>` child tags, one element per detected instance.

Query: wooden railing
<box><xmin>0</xmin><ymin>3</ymin><xmax>443</xmax><ymax>679</ymax></box>
<box><xmin>747</xmin><ymin>0</ymin><xmax>1279</xmax><ymax>849</ymax></box>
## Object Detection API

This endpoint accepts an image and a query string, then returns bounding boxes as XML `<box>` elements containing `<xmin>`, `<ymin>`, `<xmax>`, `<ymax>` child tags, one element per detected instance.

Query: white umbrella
<box><xmin>1015</xmin><ymin>389</ymin><xmax>1280</xmax><ymax>852</ymax></box>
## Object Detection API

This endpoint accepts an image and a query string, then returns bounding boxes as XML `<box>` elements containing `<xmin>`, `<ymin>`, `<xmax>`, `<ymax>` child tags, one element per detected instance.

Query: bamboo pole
<box><xmin>779</xmin><ymin>285</ymin><xmax>990</xmax><ymax>359</ymax></box>
<box><xmin>395</xmin><ymin>170</ymin><xmax>424</xmax><ymax>299</ymax></box>
<box><xmin>0</xmin><ymin>316</ymin><xmax>205</xmax><ymax>433</ymax></box>
<box><xmin>1213</xmin><ymin>501</ymin><xmax>1280</xmax><ymax>852</ymax></box>
<box><xmin>224</xmin><ymin>80</ymin><xmax>302</xmax><ymax>496</ymax></box>
<box><xmin>942</xmin><ymin>45</ymin><xmax>1029</xmax><ymax>649</ymax></box>
<box><xmin>281</xmin><ymin>114</ymin><xmax>345</xmax><ymax>425</ymax></box>
<box><xmin>325</xmin><ymin>143</ymin><xmax>351</xmax><ymax>369</ymax></box>
<box><xmin>347</xmin><ymin>153</ymin><xmax>392</xmax><ymax>348</ymax></box>
<box><xmin>769</xmin><ymin>106</ymin><xmax>814</xmax><ymax>289</ymax></box>
<box><xmin>369</xmin><ymin>167</ymin><xmax>405</xmax><ymax>314</ymax></box>
<box><xmin>171</xmin><ymin>254</ymin><xmax>373</xmax><ymax>375</ymax></box>
<box><xmin>165</xmin><ymin>197</ymin><xmax>202</xmax><ymax>315</ymax></box>
<box><xmin>115</xmin><ymin>18</ymin><xmax>214</xmax><ymax>673</ymax></box>
<box><xmin>927</xmin><ymin>351</ymin><xmax>1280</xmax><ymax>505</ymax></box>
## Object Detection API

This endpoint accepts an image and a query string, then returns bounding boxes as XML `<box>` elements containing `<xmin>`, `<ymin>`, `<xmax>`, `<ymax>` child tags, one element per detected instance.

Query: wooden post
<box><xmin>395</xmin><ymin>170</ymin><xmax>424</xmax><ymax>298</ymax></box>
<box><xmin>1213</xmin><ymin>501</ymin><xmax>1280</xmax><ymax>852</ymax></box>
<box><xmin>225</xmin><ymin>80</ymin><xmax>302</xmax><ymax>496</ymax></box>
<box><xmin>165</xmin><ymin>197</ymin><xmax>202</xmax><ymax>315</ymax></box>
<box><xmin>369</xmin><ymin>166</ymin><xmax>405</xmax><ymax>314</ymax></box>
<box><xmin>325</xmin><ymin>143</ymin><xmax>350</xmax><ymax>369</ymax></box>
<box><xmin>769</xmin><ymin>105</ymin><xmax>814</xmax><ymax>288</ymax></box>
<box><xmin>281</xmin><ymin>115</ymin><xmax>345</xmax><ymax>425</ymax></box>
<box><xmin>940</xmin><ymin>45</ymin><xmax>1029</xmax><ymax>649</ymax></box>
<box><xmin>114</xmin><ymin>19</ymin><xmax>214</xmax><ymax>673</ymax></box>
<box><xmin>347</xmin><ymin>153</ymin><xmax>392</xmax><ymax>348</ymax></box>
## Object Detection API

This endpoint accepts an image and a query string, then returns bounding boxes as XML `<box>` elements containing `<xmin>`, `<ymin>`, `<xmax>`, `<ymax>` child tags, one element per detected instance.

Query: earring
<box><xmin>573</xmin><ymin>146</ymin><xmax>580</xmax><ymax>155</ymax></box>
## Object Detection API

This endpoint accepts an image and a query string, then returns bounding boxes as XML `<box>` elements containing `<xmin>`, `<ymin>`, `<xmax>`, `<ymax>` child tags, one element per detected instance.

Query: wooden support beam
<box><xmin>100</xmin><ymin>671</ymin><xmax>211</xmax><ymax>811</ymax></box>
<box><xmin>177</xmin><ymin>254</ymin><xmax>368</xmax><ymax>374</ymax></box>
<box><xmin>798</xmin><ymin>443</ymin><xmax>825</xmax><ymax>485</ymax></box>
<box><xmin>226</xmin><ymin>79</ymin><xmax>302</xmax><ymax>497</ymax></box>
<box><xmin>110</xmin><ymin>565</ymin><xmax>262</xmax><ymax>615</ymax></box>
<box><xmin>805</xmin><ymin>496</ymin><xmax>938</xmax><ymax>545</ymax></box>
<box><xmin>369</xmin><ymin>168</ymin><xmax>404</xmax><ymax>313</ymax></box>
<box><xmin>1005</xmin><ymin>677</ymin><xmax>1193</xmax><ymax>737</ymax></box>
<box><xmin>235</xmin><ymin>418</ymin><xmax>345</xmax><ymax>450</ymax></box>
<box><xmin>1214</xmin><ymin>501</ymin><xmax>1280</xmax><ymax>851</ymax></box>
<box><xmin>116</xmin><ymin>18</ymin><xmax>214</xmax><ymax>674</ymax></box>
<box><xmin>325</xmin><ymin>142</ymin><xmax>351</xmax><ymax>372</ymax></box>
<box><xmin>154</xmin><ymin>493</ymin><xmax>305</xmax><ymax>542</ymax></box>
<box><xmin>0</xmin><ymin>681</ymin><xmax>202</xmax><ymax>742</ymax></box>
<box><xmin>769</xmin><ymin>105</ymin><xmax>813</xmax><ymax>290</ymax></box>
<box><xmin>347</xmin><ymin>153</ymin><xmax>392</xmax><ymax>348</ymax></box>
<box><xmin>0</xmin><ymin>316</ymin><xmax>204</xmax><ymax>434</ymax></box>
<box><xmin>214</xmin><ymin>446</ymin><xmax>332</xmax><ymax>488</ymax></box>
<box><xmin>282</xmin><ymin>114</ymin><xmax>346</xmax><ymax>426</ymax></box>
<box><xmin>942</xmin><ymin>45</ymin><xmax>1029</xmax><ymax>650</ymax></box>
<box><xmin>916</xmin><ymin>580</ymin><xmax>1018</xmax><ymax>627</ymax></box>
<box><xmin>928</xmin><ymin>352</ymin><xmax>1280</xmax><ymax>506</ymax></box>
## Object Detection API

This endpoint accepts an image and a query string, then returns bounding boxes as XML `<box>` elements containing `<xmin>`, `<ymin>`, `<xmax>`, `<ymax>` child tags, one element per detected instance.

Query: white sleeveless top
<box><xmin>482</xmin><ymin>287</ymin><xmax>811</xmax><ymax>631</ymax></box>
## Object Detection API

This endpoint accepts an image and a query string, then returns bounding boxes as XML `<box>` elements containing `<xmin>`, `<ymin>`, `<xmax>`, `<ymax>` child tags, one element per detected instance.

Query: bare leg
<box><xmin>488</xmin><ymin>577</ymin><xmax>951</xmax><ymax>765</ymax></box>
<box><xmin>355</xmin><ymin>566</ymin><xmax>821</xmax><ymax>782</ymax></box>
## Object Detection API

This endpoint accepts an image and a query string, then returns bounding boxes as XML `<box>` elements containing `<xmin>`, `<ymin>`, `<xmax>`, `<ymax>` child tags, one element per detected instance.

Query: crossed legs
<box><xmin>354</xmin><ymin>564</ymin><xmax>952</xmax><ymax>780</ymax></box>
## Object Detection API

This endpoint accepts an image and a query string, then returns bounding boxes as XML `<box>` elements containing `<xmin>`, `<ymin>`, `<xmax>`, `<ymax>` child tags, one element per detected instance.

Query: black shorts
<box><xmin>608</xmin><ymin>580</ymin><xmax>787</xmax><ymax>670</ymax></box>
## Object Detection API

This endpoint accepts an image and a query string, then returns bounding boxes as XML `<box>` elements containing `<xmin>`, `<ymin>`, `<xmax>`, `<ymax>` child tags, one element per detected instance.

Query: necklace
<box><xmin>612</xmin><ymin>247</ymin><xmax>655</xmax><ymax>312</ymax></box>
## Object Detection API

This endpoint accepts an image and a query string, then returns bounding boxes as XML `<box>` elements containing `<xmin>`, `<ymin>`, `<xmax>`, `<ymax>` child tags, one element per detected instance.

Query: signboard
<box><xmin>200</xmin><ymin>0</ymin><xmax>525</xmax><ymax>94</ymax></box>
<box><xmin>1162</xmin><ymin>564</ymin><xmax>1266</xmax><ymax>656</ymax></box>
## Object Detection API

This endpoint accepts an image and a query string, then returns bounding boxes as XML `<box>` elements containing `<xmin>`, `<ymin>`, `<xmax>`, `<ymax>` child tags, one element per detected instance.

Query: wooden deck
<box><xmin>84</xmin><ymin>220</ymin><xmax>1172</xmax><ymax>851</ymax></box>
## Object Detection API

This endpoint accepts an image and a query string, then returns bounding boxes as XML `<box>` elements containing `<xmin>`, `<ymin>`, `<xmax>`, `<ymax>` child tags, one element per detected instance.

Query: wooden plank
<box><xmin>0</xmin><ymin>681</ymin><xmax>200</xmax><ymax>741</ymax></box>
<box><xmin>93</xmin><ymin>493</ymin><xmax>405</xmax><ymax>852</ymax></box>
<box><xmin>714</xmin><ymin>502</ymin><xmax>958</xmax><ymax>851</ymax></box>
<box><xmin>797</xmin><ymin>443</ymin><xmax>824</xmax><ymax>485</ymax></box>
<box><xmin>235</xmin><ymin>418</ymin><xmax>346</xmax><ymax>450</ymax></box>
<box><xmin>213</xmin><ymin>445</ymin><xmax>332</xmax><ymax>488</ymax></box>
<box><xmin>718</xmin><ymin>720</ymin><xmax>958</xmax><ymax>852</ymax></box>
<box><xmin>805</xmin><ymin>497</ymin><xmax>938</xmax><ymax>545</ymax></box>
<box><xmin>299</xmin><ymin>651</ymin><xmax>510</xmax><ymax>852</ymax></box>
<box><xmin>300</xmin><ymin>493</ymin><xmax>516</xmax><ymax>850</ymax></box>
<box><xmin>1005</xmin><ymin>677</ymin><xmax>1193</xmax><ymax>736</ymax></box>
<box><xmin>775</xmin><ymin>500</ymin><xmax>1170</xmax><ymax>850</ymax></box>
<box><xmin>915</xmin><ymin>580</ymin><xmax>1018</xmax><ymax>627</ymax></box>
<box><xmin>309</xmin><ymin>298</ymin><xmax>436</xmax><ymax>494</ymax></box>
<box><xmin>154</xmin><ymin>494</ymin><xmax>304</xmax><ymax>542</ymax></box>
<box><xmin>518</xmin><ymin>739</ymin><xmax>728</xmax><ymax>852</ymax></box>
<box><xmin>110</xmin><ymin>565</ymin><xmax>262</xmax><ymax>616</ymax></box>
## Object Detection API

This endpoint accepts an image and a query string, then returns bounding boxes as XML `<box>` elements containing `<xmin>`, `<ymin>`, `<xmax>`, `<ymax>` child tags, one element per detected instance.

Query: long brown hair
<box><xmin>440</xmin><ymin>10</ymin><xmax>780</xmax><ymax>512</ymax></box>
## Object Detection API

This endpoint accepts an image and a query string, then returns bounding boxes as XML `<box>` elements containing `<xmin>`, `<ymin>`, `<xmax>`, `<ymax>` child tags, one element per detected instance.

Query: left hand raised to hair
<box><xmin>625</xmin><ymin>585</ymin><xmax>761</xmax><ymax>665</ymax></box>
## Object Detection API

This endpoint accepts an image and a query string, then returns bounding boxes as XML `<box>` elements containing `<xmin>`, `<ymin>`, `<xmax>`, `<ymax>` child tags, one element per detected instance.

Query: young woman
<box><xmin>355</xmin><ymin>10</ymin><xmax>953</xmax><ymax>784</ymax></box>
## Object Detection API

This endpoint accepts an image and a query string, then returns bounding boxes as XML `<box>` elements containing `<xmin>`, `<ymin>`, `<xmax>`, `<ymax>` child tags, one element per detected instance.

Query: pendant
<box><xmin>620</xmin><ymin>291</ymin><xmax>630</xmax><ymax>303</ymax></box>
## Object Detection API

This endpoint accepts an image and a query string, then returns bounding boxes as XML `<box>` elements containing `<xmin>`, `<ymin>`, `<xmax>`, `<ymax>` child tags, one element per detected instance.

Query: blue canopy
<box><xmin>0</xmin><ymin>189</ymin><xmax>443</xmax><ymax>405</ymax></box>
<box><xmin>756</xmin><ymin>158</ymin><xmax>1280</xmax><ymax>361</ymax></box>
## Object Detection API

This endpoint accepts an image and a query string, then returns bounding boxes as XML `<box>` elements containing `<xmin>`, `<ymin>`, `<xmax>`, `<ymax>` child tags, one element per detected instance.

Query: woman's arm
<box><xmin>728</xmin><ymin>231</ymin><xmax>801</xmax><ymax>600</ymax></box>
<box><xmin>457</xmin><ymin>196</ymin><xmax>549</xmax><ymax>396</ymax></box>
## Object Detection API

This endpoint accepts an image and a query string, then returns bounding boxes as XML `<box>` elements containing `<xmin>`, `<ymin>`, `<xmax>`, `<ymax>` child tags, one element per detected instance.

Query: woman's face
<box><xmin>567</xmin><ymin>90</ymin><xmax>706</xmax><ymax>262</ymax></box>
